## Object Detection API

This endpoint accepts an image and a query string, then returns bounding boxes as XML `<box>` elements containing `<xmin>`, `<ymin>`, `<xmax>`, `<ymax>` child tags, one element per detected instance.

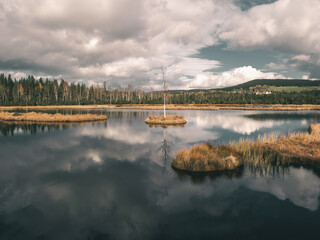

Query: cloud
<box><xmin>0</xmin><ymin>0</ymin><xmax>319</xmax><ymax>88</ymax></box>
<box><xmin>187</xmin><ymin>66</ymin><xmax>285</xmax><ymax>88</ymax></box>
<box><xmin>245</xmin><ymin>167</ymin><xmax>320</xmax><ymax>211</ymax></box>
<box><xmin>288</xmin><ymin>54</ymin><xmax>320</xmax><ymax>79</ymax></box>
<box><xmin>220</xmin><ymin>0</ymin><xmax>320</xmax><ymax>53</ymax></box>
<box><xmin>234</xmin><ymin>0</ymin><xmax>278</xmax><ymax>11</ymax></box>
<box><xmin>192</xmin><ymin>112</ymin><xmax>284</xmax><ymax>135</ymax></box>
<box><xmin>219</xmin><ymin>0</ymin><xmax>320</xmax><ymax>78</ymax></box>
<box><xmin>0</xmin><ymin>0</ymin><xmax>225</xmax><ymax>87</ymax></box>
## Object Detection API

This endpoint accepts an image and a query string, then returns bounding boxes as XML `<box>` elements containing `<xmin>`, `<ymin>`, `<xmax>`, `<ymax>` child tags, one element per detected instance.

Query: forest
<box><xmin>0</xmin><ymin>73</ymin><xmax>319</xmax><ymax>106</ymax></box>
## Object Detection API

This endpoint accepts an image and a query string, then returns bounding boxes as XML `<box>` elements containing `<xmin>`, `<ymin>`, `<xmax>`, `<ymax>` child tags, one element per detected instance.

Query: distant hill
<box><xmin>216</xmin><ymin>79</ymin><xmax>320</xmax><ymax>91</ymax></box>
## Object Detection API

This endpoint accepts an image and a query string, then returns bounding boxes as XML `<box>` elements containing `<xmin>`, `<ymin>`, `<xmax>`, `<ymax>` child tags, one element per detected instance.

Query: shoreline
<box><xmin>0</xmin><ymin>104</ymin><xmax>319</xmax><ymax>111</ymax></box>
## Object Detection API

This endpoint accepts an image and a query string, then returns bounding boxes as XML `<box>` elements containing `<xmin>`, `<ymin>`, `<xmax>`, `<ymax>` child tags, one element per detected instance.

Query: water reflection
<box><xmin>158</xmin><ymin>128</ymin><xmax>172</xmax><ymax>174</ymax></box>
<box><xmin>192</xmin><ymin>112</ymin><xmax>283</xmax><ymax>135</ymax></box>
<box><xmin>244</xmin><ymin>167</ymin><xmax>320</xmax><ymax>211</ymax></box>
<box><xmin>1</xmin><ymin>110</ymin><xmax>320</xmax><ymax>239</ymax></box>
<box><xmin>0</xmin><ymin>120</ymin><xmax>107</xmax><ymax>136</ymax></box>
<box><xmin>173</xmin><ymin>167</ymin><xmax>244</xmax><ymax>184</ymax></box>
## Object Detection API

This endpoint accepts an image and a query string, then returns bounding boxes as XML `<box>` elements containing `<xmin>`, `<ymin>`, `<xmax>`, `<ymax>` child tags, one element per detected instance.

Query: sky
<box><xmin>0</xmin><ymin>0</ymin><xmax>319</xmax><ymax>90</ymax></box>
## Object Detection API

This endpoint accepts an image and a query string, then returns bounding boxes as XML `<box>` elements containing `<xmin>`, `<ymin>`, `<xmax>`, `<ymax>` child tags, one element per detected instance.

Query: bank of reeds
<box><xmin>232</xmin><ymin>124</ymin><xmax>320</xmax><ymax>165</ymax></box>
<box><xmin>0</xmin><ymin>111</ymin><xmax>107</xmax><ymax>123</ymax></box>
<box><xmin>173</xmin><ymin>124</ymin><xmax>320</xmax><ymax>172</ymax></box>
<box><xmin>145</xmin><ymin>115</ymin><xmax>187</xmax><ymax>125</ymax></box>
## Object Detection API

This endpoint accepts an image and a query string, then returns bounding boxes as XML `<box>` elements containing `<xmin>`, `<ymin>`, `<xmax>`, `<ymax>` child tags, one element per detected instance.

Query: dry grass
<box><xmin>1</xmin><ymin>104</ymin><xmax>319</xmax><ymax>111</ymax></box>
<box><xmin>145</xmin><ymin>115</ymin><xmax>187</xmax><ymax>125</ymax></box>
<box><xmin>266</xmin><ymin>124</ymin><xmax>320</xmax><ymax>163</ymax></box>
<box><xmin>231</xmin><ymin>123</ymin><xmax>320</xmax><ymax>167</ymax></box>
<box><xmin>173</xmin><ymin>124</ymin><xmax>320</xmax><ymax>173</ymax></box>
<box><xmin>0</xmin><ymin>111</ymin><xmax>107</xmax><ymax>123</ymax></box>
<box><xmin>172</xmin><ymin>142</ymin><xmax>242</xmax><ymax>172</ymax></box>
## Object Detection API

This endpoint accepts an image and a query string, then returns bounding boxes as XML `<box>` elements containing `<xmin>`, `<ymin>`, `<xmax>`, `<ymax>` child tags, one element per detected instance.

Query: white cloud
<box><xmin>219</xmin><ymin>0</ymin><xmax>320</xmax><ymax>78</ymax></box>
<box><xmin>219</xmin><ymin>0</ymin><xmax>320</xmax><ymax>53</ymax></box>
<box><xmin>292</xmin><ymin>55</ymin><xmax>311</xmax><ymax>62</ymax></box>
<box><xmin>187</xmin><ymin>66</ymin><xmax>285</xmax><ymax>88</ymax></box>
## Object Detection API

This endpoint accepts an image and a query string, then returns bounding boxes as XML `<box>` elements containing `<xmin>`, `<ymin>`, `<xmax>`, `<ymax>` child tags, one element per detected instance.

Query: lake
<box><xmin>0</xmin><ymin>109</ymin><xmax>319</xmax><ymax>240</ymax></box>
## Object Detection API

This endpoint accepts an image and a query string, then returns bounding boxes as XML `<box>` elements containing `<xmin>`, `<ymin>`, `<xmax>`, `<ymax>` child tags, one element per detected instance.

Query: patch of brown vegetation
<box><xmin>0</xmin><ymin>111</ymin><xmax>107</xmax><ymax>123</ymax></box>
<box><xmin>267</xmin><ymin>124</ymin><xmax>320</xmax><ymax>163</ymax></box>
<box><xmin>231</xmin><ymin>123</ymin><xmax>320</xmax><ymax>166</ymax></box>
<box><xmin>173</xmin><ymin>124</ymin><xmax>320</xmax><ymax>173</ymax></box>
<box><xmin>145</xmin><ymin>115</ymin><xmax>187</xmax><ymax>125</ymax></box>
<box><xmin>172</xmin><ymin>142</ymin><xmax>242</xmax><ymax>172</ymax></box>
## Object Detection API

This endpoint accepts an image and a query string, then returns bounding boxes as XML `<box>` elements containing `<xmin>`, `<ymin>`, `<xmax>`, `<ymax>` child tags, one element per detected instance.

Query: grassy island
<box><xmin>0</xmin><ymin>111</ymin><xmax>107</xmax><ymax>123</ymax></box>
<box><xmin>173</xmin><ymin>124</ymin><xmax>320</xmax><ymax>172</ymax></box>
<box><xmin>172</xmin><ymin>142</ymin><xmax>242</xmax><ymax>172</ymax></box>
<box><xmin>145</xmin><ymin>115</ymin><xmax>187</xmax><ymax>125</ymax></box>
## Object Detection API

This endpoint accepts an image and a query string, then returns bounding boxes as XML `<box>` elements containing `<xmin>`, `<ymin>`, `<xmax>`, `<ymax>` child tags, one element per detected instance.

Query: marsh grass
<box><xmin>173</xmin><ymin>124</ymin><xmax>320</xmax><ymax>173</ymax></box>
<box><xmin>0</xmin><ymin>111</ymin><xmax>107</xmax><ymax>123</ymax></box>
<box><xmin>172</xmin><ymin>142</ymin><xmax>242</xmax><ymax>172</ymax></box>
<box><xmin>229</xmin><ymin>134</ymin><xmax>291</xmax><ymax>176</ymax></box>
<box><xmin>231</xmin><ymin>124</ymin><xmax>320</xmax><ymax>170</ymax></box>
<box><xmin>145</xmin><ymin>115</ymin><xmax>187</xmax><ymax>125</ymax></box>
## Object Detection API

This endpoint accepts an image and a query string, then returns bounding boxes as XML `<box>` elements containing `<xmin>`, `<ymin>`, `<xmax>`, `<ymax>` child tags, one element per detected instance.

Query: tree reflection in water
<box><xmin>0</xmin><ymin>121</ymin><xmax>107</xmax><ymax>136</ymax></box>
<box><xmin>147</xmin><ymin>124</ymin><xmax>188</xmax><ymax>174</ymax></box>
<box><xmin>173</xmin><ymin>167</ymin><xmax>245</xmax><ymax>184</ymax></box>
<box><xmin>158</xmin><ymin>127</ymin><xmax>172</xmax><ymax>174</ymax></box>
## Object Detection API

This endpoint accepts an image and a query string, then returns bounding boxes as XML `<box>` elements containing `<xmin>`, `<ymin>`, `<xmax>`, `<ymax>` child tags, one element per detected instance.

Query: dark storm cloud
<box><xmin>288</xmin><ymin>55</ymin><xmax>320</xmax><ymax>79</ymax></box>
<box><xmin>234</xmin><ymin>0</ymin><xmax>278</xmax><ymax>11</ymax></box>
<box><xmin>0</xmin><ymin>59</ymin><xmax>65</xmax><ymax>76</ymax></box>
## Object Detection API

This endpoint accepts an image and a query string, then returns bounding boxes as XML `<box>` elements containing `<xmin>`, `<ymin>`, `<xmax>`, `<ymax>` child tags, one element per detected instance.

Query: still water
<box><xmin>0</xmin><ymin>110</ymin><xmax>319</xmax><ymax>240</ymax></box>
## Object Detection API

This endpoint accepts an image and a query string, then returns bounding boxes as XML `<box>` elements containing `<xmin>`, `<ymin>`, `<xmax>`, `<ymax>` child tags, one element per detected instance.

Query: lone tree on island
<box><xmin>144</xmin><ymin>66</ymin><xmax>187</xmax><ymax>126</ymax></box>
<box><xmin>162</xmin><ymin>66</ymin><xmax>168</xmax><ymax>118</ymax></box>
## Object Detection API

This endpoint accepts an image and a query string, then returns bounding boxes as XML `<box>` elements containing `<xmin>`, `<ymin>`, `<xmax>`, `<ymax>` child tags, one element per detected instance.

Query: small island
<box><xmin>172</xmin><ymin>142</ymin><xmax>242</xmax><ymax>172</ymax></box>
<box><xmin>145</xmin><ymin>67</ymin><xmax>187</xmax><ymax>126</ymax></box>
<box><xmin>0</xmin><ymin>111</ymin><xmax>107</xmax><ymax>123</ymax></box>
<box><xmin>172</xmin><ymin>123</ymin><xmax>320</xmax><ymax>172</ymax></box>
<box><xmin>145</xmin><ymin>115</ymin><xmax>187</xmax><ymax>125</ymax></box>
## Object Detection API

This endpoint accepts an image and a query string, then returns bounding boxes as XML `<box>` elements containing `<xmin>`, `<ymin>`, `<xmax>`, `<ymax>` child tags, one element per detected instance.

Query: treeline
<box><xmin>219</xmin><ymin>79</ymin><xmax>320</xmax><ymax>91</ymax></box>
<box><xmin>0</xmin><ymin>74</ymin><xmax>319</xmax><ymax>106</ymax></box>
<box><xmin>0</xmin><ymin>74</ymin><xmax>161</xmax><ymax>105</ymax></box>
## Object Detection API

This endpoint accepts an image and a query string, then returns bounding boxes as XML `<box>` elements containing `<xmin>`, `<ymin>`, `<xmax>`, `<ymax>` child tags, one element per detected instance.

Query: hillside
<box><xmin>217</xmin><ymin>79</ymin><xmax>320</xmax><ymax>91</ymax></box>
